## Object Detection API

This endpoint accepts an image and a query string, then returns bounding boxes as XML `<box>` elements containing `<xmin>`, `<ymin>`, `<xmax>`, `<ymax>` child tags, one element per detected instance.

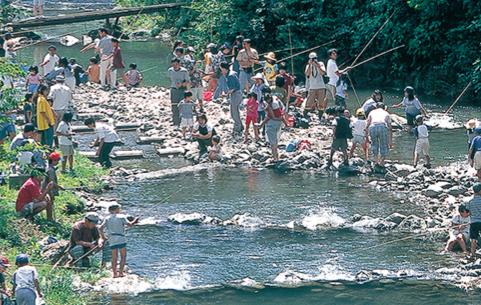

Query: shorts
<box><xmin>190</xmin><ymin>87</ymin><xmax>204</xmax><ymax>101</ymax></box>
<box><xmin>406</xmin><ymin>113</ymin><xmax>420</xmax><ymax>127</ymax></box>
<box><xmin>332</xmin><ymin>138</ymin><xmax>347</xmax><ymax>151</ymax></box>
<box><xmin>326</xmin><ymin>84</ymin><xmax>336</xmax><ymax>101</ymax></box>
<box><xmin>18</xmin><ymin>202</ymin><xmax>34</xmax><ymax>217</ymax></box>
<box><xmin>33</xmin><ymin>0</ymin><xmax>45</xmax><ymax>5</ymax></box>
<box><xmin>335</xmin><ymin>96</ymin><xmax>346</xmax><ymax>107</ymax></box>
<box><xmin>469</xmin><ymin>222</ymin><xmax>481</xmax><ymax>240</ymax></box>
<box><xmin>352</xmin><ymin>134</ymin><xmax>366</xmax><ymax>145</ymax></box>
<box><xmin>305</xmin><ymin>89</ymin><xmax>325</xmax><ymax>110</ymax></box>
<box><xmin>180</xmin><ymin>117</ymin><xmax>194</xmax><ymax>128</ymax></box>
<box><xmin>245</xmin><ymin>116</ymin><xmax>257</xmax><ymax>125</ymax></box>
<box><xmin>450</xmin><ymin>230</ymin><xmax>469</xmax><ymax>242</ymax></box>
<box><xmin>415</xmin><ymin>137</ymin><xmax>429</xmax><ymax>156</ymax></box>
<box><xmin>475</xmin><ymin>151</ymin><xmax>481</xmax><ymax>170</ymax></box>
<box><xmin>60</xmin><ymin>144</ymin><xmax>75</xmax><ymax>157</ymax></box>
<box><xmin>108</xmin><ymin>66</ymin><xmax>124</xmax><ymax>75</ymax></box>
<box><xmin>110</xmin><ymin>243</ymin><xmax>127</xmax><ymax>250</ymax></box>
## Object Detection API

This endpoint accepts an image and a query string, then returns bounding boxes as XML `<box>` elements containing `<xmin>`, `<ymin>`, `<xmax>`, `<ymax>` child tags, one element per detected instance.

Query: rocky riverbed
<box><xmin>35</xmin><ymin>83</ymin><xmax>481</xmax><ymax>293</ymax></box>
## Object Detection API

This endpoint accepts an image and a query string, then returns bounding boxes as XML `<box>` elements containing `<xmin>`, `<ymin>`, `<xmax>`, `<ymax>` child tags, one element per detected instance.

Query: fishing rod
<box><xmin>69</xmin><ymin>188</ymin><xmax>181</xmax><ymax>267</ymax></box>
<box><xmin>253</xmin><ymin>40</ymin><xmax>337</xmax><ymax>73</ymax></box>
<box><xmin>444</xmin><ymin>81</ymin><xmax>472</xmax><ymax>115</ymax></box>
<box><xmin>116</xmin><ymin>65</ymin><xmax>158</xmax><ymax>81</ymax></box>
<box><xmin>258</xmin><ymin>46</ymin><xmax>306</xmax><ymax>57</ymax></box>
<box><xmin>350</xmin><ymin>11</ymin><xmax>396</xmax><ymax>67</ymax></box>
<box><xmin>350</xmin><ymin>45</ymin><xmax>405</xmax><ymax>69</ymax></box>
<box><xmin>346</xmin><ymin>73</ymin><xmax>361</xmax><ymax>107</ymax></box>
<box><xmin>352</xmin><ymin>222</ymin><xmax>468</xmax><ymax>253</ymax></box>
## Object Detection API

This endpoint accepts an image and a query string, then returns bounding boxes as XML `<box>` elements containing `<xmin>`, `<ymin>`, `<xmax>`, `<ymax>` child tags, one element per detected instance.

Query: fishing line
<box><xmin>116</xmin><ymin>65</ymin><xmax>158</xmax><ymax>81</ymax></box>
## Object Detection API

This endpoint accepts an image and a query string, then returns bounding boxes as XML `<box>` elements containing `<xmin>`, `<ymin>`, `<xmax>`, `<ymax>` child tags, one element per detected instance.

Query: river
<box><xmin>14</xmin><ymin>14</ymin><xmax>481</xmax><ymax>304</ymax></box>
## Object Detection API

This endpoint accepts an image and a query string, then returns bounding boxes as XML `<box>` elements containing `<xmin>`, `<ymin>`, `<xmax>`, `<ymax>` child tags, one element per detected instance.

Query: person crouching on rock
<box><xmin>192</xmin><ymin>114</ymin><xmax>216</xmax><ymax>157</ymax></box>
<box><xmin>69</xmin><ymin>212</ymin><xmax>103</xmax><ymax>267</ymax></box>
<box><xmin>16</xmin><ymin>166</ymin><xmax>55</xmax><ymax>220</ymax></box>
<box><xmin>469</xmin><ymin>127</ymin><xmax>481</xmax><ymax>181</ymax></box>
<box><xmin>441</xmin><ymin>204</ymin><xmax>470</xmax><ymax>255</ymax></box>
<box><xmin>208</xmin><ymin>135</ymin><xmax>223</xmax><ymax>161</ymax></box>
<box><xmin>85</xmin><ymin>118</ymin><xmax>120</xmax><ymax>169</ymax></box>
<box><xmin>100</xmin><ymin>204</ymin><xmax>139</xmax><ymax>278</ymax></box>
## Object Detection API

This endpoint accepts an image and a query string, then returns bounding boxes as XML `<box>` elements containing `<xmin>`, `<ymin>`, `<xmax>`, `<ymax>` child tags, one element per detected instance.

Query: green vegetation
<box><xmin>0</xmin><ymin>147</ymin><xmax>109</xmax><ymax>304</ymax></box>
<box><xmin>116</xmin><ymin>0</ymin><xmax>481</xmax><ymax>100</ymax></box>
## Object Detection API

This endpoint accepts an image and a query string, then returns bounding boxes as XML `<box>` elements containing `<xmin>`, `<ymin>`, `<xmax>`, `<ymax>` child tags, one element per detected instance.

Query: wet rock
<box><xmin>352</xmin><ymin>216</ymin><xmax>396</xmax><ymax>231</ymax></box>
<box><xmin>397</xmin><ymin>215</ymin><xmax>427</xmax><ymax>231</ymax></box>
<box><xmin>355</xmin><ymin>270</ymin><xmax>372</xmax><ymax>282</ymax></box>
<box><xmin>40</xmin><ymin>240</ymin><xmax>70</xmax><ymax>264</ymax></box>
<box><xmin>168</xmin><ymin>212</ymin><xmax>221</xmax><ymax>225</ymax></box>
<box><xmin>384</xmin><ymin>170</ymin><xmax>398</xmax><ymax>181</ymax></box>
<box><xmin>392</xmin><ymin>164</ymin><xmax>416</xmax><ymax>177</ymax></box>
<box><xmin>384</xmin><ymin>213</ymin><xmax>407</xmax><ymax>225</ymax></box>
<box><xmin>275</xmin><ymin>160</ymin><xmax>299</xmax><ymax>171</ymax></box>
<box><xmin>447</xmin><ymin>186</ymin><xmax>467</xmax><ymax>196</ymax></box>
<box><xmin>423</xmin><ymin>184</ymin><xmax>444</xmax><ymax>198</ymax></box>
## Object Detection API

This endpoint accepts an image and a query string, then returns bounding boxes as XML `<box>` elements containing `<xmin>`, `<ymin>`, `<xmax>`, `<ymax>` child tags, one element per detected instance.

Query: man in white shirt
<box><xmin>48</xmin><ymin>75</ymin><xmax>73</xmax><ymax>132</ymax></box>
<box><xmin>39</xmin><ymin>45</ymin><xmax>59</xmax><ymax>77</ymax></box>
<box><xmin>326</xmin><ymin>48</ymin><xmax>351</xmax><ymax>106</ymax></box>
<box><xmin>84</xmin><ymin>118</ymin><xmax>119</xmax><ymax>168</ymax></box>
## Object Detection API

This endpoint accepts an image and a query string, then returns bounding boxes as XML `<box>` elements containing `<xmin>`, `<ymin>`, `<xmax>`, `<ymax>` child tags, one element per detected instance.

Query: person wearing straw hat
<box><xmin>304</xmin><ymin>52</ymin><xmax>327</xmax><ymax>121</ymax></box>
<box><xmin>260</xmin><ymin>52</ymin><xmax>278</xmax><ymax>86</ymax></box>
<box><xmin>465</xmin><ymin>119</ymin><xmax>479</xmax><ymax>152</ymax></box>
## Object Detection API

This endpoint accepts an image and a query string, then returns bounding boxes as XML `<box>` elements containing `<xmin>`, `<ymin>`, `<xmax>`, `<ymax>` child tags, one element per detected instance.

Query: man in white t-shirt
<box><xmin>84</xmin><ymin>118</ymin><xmax>119</xmax><ymax>168</ymax></box>
<box><xmin>326</xmin><ymin>48</ymin><xmax>351</xmax><ymax>105</ymax></box>
<box><xmin>48</xmin><ymin>75</ymin><xmax>73</xmax><ymax>132</ymax></box>
<box><xmin>39</xmin><ymin>45</ymin><xmax>59</xmax><ymax>77</ymax></box>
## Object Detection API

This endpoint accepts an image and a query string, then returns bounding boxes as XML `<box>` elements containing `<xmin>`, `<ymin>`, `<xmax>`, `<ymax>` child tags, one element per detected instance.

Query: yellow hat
<box><xmin>265</xmin><ymin>52</ymin><xmax>276</xmax><ymax>61</ymax></box>
<box><xmin>356</xmin><ymin>108</ymin><xmax>365</xmax><ymax>116</ymax></box>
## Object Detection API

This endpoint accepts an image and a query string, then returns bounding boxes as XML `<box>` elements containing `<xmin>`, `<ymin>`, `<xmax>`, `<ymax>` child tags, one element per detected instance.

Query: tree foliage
<box><xmin>118</xmin><ymin>0</ymin><xmax>481</xmax><ymax>100</ymax></box>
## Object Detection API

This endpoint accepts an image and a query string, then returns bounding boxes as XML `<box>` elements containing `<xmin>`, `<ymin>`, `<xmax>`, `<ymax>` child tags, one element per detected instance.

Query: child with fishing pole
<box><xmin>100</xmin><ymin>204</ymin><xmax>139</xmax><ymax>278</ymax></box>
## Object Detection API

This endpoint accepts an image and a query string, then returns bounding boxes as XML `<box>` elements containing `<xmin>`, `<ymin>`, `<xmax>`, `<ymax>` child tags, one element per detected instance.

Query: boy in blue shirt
<box><xmin>469</xmin><ymin>127</ymin><xmax>481</xmax><ymax>181</ymax></box>
<box><xmin>177</xmin><ymin>91</ymin><xmax>196</xmax><ymax>139</ymax></box>
<box><xmin>467</xmin><ymin>183</ymin><xmax>481</xmax><ymax>260</ymax></box>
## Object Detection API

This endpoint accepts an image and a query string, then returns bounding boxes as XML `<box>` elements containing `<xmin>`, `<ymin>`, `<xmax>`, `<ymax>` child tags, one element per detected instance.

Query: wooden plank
<box><xmin>6</xmin><ymin>3</ymin><xmax>185</xmax><ymax>29</ymax></box>
<box><xmin>137</xmin><ymin>136</ymin><xmax>166</xmax><ymax>144</ymax></box>
<box><xmin>91</xmin><ymin>140</ymin><xmax>124</xmax><ymax>147</ymax></box>
<box><xmin>112</xmin><ymin>150</ymin><xmax>144</xmax><ymax>160</ymax></box>
<box><xmin>157</xmin><ymin>147</ymin><xmax>185</xmax><ymax>156</ymax></box>
<box><xmin>115</xmin><ymin>123</ymin><xmax>141</xmax><ymax>131</ymax></box>
<box><xmin>79</xmin><ymin>151</ymin><xmax>98</xmax><ymax>159</ymax></box>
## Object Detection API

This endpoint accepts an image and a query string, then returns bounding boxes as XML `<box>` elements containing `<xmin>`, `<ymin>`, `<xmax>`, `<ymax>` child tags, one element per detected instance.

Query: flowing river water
<box><xmin>14</xmin><ymin>13</ymin><xmax>481</xmax><ymax>304</ymax></box>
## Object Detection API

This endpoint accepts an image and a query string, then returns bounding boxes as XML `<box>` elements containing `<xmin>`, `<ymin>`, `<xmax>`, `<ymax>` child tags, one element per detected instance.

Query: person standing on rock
<box><xmin>469</xmin><ymin>127</ymin><xmax>481</xmax><ymax>181</ymax></box>
<box><xmin>365</xmin><ymin>102</ymin><xmax>392</xmax><ymax>167</ymax></box>
<box><xmin>168</xmin><ymin>58</ymin><xmax>190</xmax><ymax>130</ymax></box>
<box><xmin>220</xmin><ymin>61</ymin><xmax>243</xmax><ymax>134</ymax></box>
<box><xmin>96</xmin><ymin>28</ymin><xmax>114</xmax><ymax>90</ymax></box>
<box><xmin>257</xmin><ymin>93</ymin><xmax>283</xmax><ymax>162</ymax></box>
<box><xmin>39</xmin><ymin>45</ymin><xmax>59</xmax><ymax>77</ymax></box>
<box><xmin>84</xmin><ymin>118</ymin><xmax>120</xmax><ymax>168</ymax></box>
<box><xmin>69</xmin><ymin>212</ymin><xmax>103</xmax><ymax>267</ymax></box>
<box><xmin>466</xmin><ymin>183</ymin><xmax>481</xmax><ymax>261</ymax></box>
<box><xmin>304</xmin><ymin>52</ymin><xmax>327</xmax><ymax>121</ymax></box>
<box><xmin>236</xmin><ymin>38</ymin><xmax>259</xmax><ymax>92</ymax></box>
<box><xmin>326</xmin><ymin>48</ymin><xmax>350</xmax><ymax>106</ymax></box>
<box><xmin>48</xmin><ymin>75</ymin><xmax>72</xmax><ymax>136</ymax></box>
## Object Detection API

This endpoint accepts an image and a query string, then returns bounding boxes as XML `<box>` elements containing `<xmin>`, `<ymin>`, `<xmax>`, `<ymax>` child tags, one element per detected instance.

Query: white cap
<box><xmin>309</xmin><ymin>52</ymin><xmax>317</xmax><ymax>59</ymax></box>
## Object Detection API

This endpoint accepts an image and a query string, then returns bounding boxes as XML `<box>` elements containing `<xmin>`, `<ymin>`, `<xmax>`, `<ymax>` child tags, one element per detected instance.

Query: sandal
<box><xmin>465</xmin><ymin>255</ymin><xmax>476</xmax><ymax>261</ymax></box>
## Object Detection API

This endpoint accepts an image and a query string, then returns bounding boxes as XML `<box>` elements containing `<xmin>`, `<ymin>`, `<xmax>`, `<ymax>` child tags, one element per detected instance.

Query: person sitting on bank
<box><xmin>16</xmin><ymin>166</ymin><xmax>55</xmax><ymax>220</ymax></box>
<box><xmin>84</xmin><ymin>118</ymin><xmax>120</xmax><ymax>169</ymax></box>
<box><xmin>192</xmin><ymin>114</ymin><xmax>217</xmax><ymax>156</ymax></box>
<box><xmin>69</xmin><ymin>212</ymin><xmax>103</xmax><ymax>267</ymax></box>
<box><xmin>9</xmin><ymin>123</ymin><xmax>36</xmax><ymax>151</ymax></box>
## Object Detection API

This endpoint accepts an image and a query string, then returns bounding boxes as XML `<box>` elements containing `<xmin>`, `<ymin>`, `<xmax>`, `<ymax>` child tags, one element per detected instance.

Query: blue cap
<box><xmin>15</xmin><ymin>254</ymin><xmax>29</xmax><ymax>264</ymax></box>
<box><xmin>475</xmin><ymin>127</ymin><xmax>481</xmax><ymax>134</ymax></box>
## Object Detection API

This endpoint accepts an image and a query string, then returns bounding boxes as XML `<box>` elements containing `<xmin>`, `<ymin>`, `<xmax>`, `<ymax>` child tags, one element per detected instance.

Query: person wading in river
<box><xmin>168</xmin><ymin>58</ymin><xmax>190</xmax><ymax>130</ymax></box>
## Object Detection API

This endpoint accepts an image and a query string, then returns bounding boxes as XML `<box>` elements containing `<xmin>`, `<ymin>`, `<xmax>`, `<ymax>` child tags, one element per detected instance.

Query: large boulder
<box><xmin>384</xmin><ymin>213</ymin><xmax>407</xmax><ymax>225</ymax></box>
<box><xmin>40</xmin><ymin>240</ymin><xmax>70</xmax><ymax>264</ymax></box>
<box><xmin>397</xmin><ymin>215</ymin><xmax>427</xmax><ymax>231</ymax></box>
<box><xmin>392</xmin><ymin>164</ymin><xmax>416</xmax><ymax>177</ymax></box>
<box><xmin>447</xmin><ymin>186</ymin><xmax>467</xmax><ymax>196</ymax></box>
<box><xmin>422</xmin><ymin>184</ymin><xmax>444</xmax><ymax>198</ymax></box>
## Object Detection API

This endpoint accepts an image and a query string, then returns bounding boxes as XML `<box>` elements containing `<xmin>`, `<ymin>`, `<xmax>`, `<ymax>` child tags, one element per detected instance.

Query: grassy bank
<box><xmin>0</xmin><ymin>147</ymin><xmax>110</xmax><ymax>304</ymax></box>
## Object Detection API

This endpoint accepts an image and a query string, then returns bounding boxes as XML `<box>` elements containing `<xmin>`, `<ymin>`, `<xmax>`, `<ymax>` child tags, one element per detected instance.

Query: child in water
<box><xmin>441</xmin><ymin>204</ymin><xmax>470</xmax><ymax>254</ymax></box>
<box><xmin>208</xmin><ymin>135</ymin><xmax>222</xmax><ymax>161</ymax></box>
<box><xmin>413</xmin><ymin>115</ymin><xmax>431</xmax><ymax>169</ymax></box>
<box><xmin>100</xmin><ymin>204</ymin><xmax>139</xmax><ymax>278</ymax></box>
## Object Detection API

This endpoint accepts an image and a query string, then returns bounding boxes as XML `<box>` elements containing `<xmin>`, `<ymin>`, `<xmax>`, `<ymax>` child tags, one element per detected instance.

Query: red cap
<box><xmin>0</xmin><ymin>256</ymin><xmax>11</xmax><ymax>267</ymax></box>
<box><xmin>49</xmin><ymin>151</ymin><xmax>62</xmax><ymax>160</ymax></box>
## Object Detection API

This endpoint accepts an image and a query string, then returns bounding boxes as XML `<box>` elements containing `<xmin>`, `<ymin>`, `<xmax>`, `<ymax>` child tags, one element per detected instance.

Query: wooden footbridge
<box><xmin>5</xmin><ymin>3</ymin><xmax>185</xmax><ymax>30</ymax></box>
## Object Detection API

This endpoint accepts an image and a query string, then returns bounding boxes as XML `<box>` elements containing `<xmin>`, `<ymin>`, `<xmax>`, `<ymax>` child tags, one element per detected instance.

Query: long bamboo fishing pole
<box><xmin>254</xmin><ymin>40</ymin><xmax>337</xmax><ymax>73</ymax></box>
<box><xmin>69</xmin><ymin>188</ymin><xmax>181</xmax><ymax>266</ymax></box>
<box><xmin>258</xmin><ymin>46</ymin><xmax>306</xmax><ymax>57</ymax></box>
<box><xmin>351</xmin><ymin>45</ymin><xmax>405</xmax><ymax>69</ymax></box>
<box><xmin>346</xmin><ymin>72</ymin><xmax>361</xmax><ymax>107</ymax></box>
<box><xmin>284</xmin><ymin>0</ymin><xmax>295</xmax><ymax>75</ymax></box>
<box><xmin>444</xmin><ymin>81</ymin><xmax>472</xmax><ymax>114</ymax></box>
<box><xmin>350</xmin><ymin>11</ymin><xmax>396</xmax><ymax>67</ymax></box>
